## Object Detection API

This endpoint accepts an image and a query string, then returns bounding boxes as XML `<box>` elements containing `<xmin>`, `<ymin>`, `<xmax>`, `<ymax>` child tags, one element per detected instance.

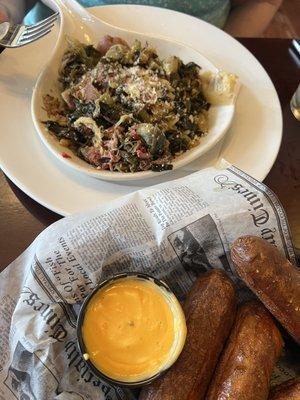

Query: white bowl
<box><xmin>32</xmin><ymin>33</ymin><xmax>235</xmax><ymax>182</ymax></box>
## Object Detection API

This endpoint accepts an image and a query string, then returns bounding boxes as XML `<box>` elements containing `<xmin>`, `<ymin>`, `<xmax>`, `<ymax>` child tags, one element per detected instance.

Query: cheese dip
<box><xmin>81</xmin><ymin>275</ymin><xmax>186</xmax><ymax>383</ymax></box>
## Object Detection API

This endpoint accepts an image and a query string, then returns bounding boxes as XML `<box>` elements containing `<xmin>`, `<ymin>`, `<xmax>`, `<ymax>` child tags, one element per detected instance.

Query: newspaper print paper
<box><xmin>0</xmin><ymin>164</ymin><xmax>299</xmax><ymax>400</ymax></box>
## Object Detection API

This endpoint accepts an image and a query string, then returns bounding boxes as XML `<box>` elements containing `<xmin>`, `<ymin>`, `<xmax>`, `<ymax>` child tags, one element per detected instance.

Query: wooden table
<box><xmin>0</xmin><ymin>38</ymin><xmax>299</xmax><ymax>271</ymax></box>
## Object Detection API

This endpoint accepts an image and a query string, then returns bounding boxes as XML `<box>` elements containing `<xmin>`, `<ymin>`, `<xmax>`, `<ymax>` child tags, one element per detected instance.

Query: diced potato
<box><xmin>201</xmin><ymin>70</ymin><xmax>238</xmax><ymax>105</ymax></box>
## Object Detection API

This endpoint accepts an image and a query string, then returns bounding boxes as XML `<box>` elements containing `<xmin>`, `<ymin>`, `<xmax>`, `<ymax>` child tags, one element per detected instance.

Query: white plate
<box><xmin>0</xmin><ymin>5</ymin><xmax>282</xmax><ymax>215</ymax></box>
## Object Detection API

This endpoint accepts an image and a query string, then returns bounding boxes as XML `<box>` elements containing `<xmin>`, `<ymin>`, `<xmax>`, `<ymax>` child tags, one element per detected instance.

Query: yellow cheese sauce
<box><xmin>82</xmin><ymin>277</ymin><xmax>186</xmax><ymax>382</ymax></box>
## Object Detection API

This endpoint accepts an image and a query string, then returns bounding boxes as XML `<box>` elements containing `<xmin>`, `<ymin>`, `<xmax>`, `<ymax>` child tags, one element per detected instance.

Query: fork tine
<box><xmin>18</xmin><ymin>27</ymin><xmax>53</xmax><ymax>46</ymax></box>
<box><xmin>18</xmin><ymin>24</ymin><xmax>54</xmax><ymax>45</ymax></box>
<box><xmin>25</xmin><ymin>12</ymin><xmax>59</xmax><ymax>33</ymax></box>
<box><xmin>20</xmin><ymin>23</ymin><xmax>55</xmax><ymax>42</ymax></box>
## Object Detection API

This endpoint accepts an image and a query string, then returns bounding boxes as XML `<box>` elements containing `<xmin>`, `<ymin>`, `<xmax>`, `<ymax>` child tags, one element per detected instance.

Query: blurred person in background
<box><xmin>0</xmin><ymin>0</ymin><xmax>282</xmax><ymax>37</ymax></box>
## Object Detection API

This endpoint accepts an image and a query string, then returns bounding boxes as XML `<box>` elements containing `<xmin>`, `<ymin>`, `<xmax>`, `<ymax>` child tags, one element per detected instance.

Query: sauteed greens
<box><xmin>44</xmin><ymin>36</ymin><xmax>211</xmax><ymax>172</ymax></box>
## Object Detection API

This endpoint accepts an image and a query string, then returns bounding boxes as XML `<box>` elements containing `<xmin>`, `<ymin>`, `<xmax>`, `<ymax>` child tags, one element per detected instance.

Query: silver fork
<box><xmin>0</xmin><ymin>12</ymin><xmax>59</xmax><ymax>48</ymax></box>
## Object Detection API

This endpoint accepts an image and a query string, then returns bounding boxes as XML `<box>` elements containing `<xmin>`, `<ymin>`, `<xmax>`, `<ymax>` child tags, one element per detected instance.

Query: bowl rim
<box><xmin>76</xmin><ymin>272</ymin><xmax>182</xmax><ymax>388</ymax></box>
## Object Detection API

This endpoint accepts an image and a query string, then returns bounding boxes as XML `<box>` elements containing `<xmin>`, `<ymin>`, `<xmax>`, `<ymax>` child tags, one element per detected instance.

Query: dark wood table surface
<box><xmin>0</xmin><ymin>38</ymin><xmax>299</xmax><ymax>272</ymax></box>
